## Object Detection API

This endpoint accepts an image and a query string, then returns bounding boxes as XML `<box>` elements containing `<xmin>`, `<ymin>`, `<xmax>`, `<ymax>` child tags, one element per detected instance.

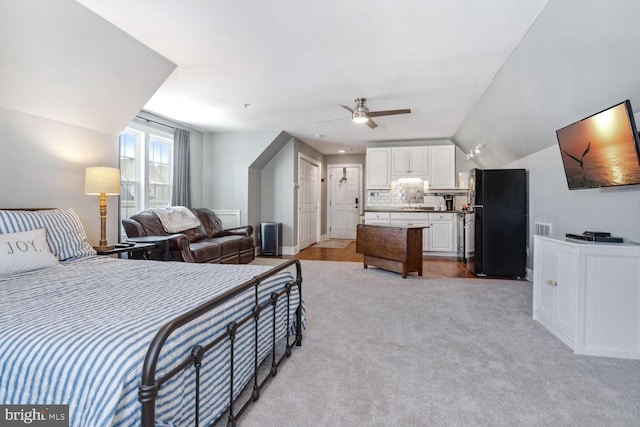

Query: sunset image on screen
<box><xmin>556</xmin><ymin>102</ymin><xmax>640</xmax><ymax>189</ymax></box>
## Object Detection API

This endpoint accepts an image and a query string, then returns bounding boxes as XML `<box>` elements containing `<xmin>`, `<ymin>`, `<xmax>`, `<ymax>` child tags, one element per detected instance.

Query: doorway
<box><xmin>328</xmin><ymin>164</ymin><xmax>362</xmax><ymax>240</ymax></box>
<box><xmin>298</xmin><ymin>155</ymin><xmax>320</xmax><ymax>251</ymax></box>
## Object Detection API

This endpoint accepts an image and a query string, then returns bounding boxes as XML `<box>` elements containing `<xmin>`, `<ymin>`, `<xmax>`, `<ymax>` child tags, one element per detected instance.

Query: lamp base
<box><xmin>94</xmin><ymin>244</ymin><xmax>115</xmax><ymax>252</ymax></box>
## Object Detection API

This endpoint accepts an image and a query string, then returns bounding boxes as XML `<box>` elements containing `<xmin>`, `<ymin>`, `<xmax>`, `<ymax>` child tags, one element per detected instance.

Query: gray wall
<box><xmin>261</xmin><ymin>140</ymin><xmax>294</xmax><ymax>247</ymax></box>
<box><xmin>0</xmin><ymin>0</ymin><xmax>174</xmax><ymax>246</ymax></box>
<box><xmin>506</xmin><ymin>145</ymin><xmax>640</xmax><ymax>270</ymax></box>
<box><xmin>0</xmin><ymin>106</ymin><xmax>118</xmax><ymax>246</ymax></box>
<box><xmin>454</xmin><ymin>0</ymin><xmax>640</xmax><ymax>167</ymax></box>
<box><xmin>202</xmin><ymin>130</ymin><xmax>280</xmax><ymax>225</ymax></box>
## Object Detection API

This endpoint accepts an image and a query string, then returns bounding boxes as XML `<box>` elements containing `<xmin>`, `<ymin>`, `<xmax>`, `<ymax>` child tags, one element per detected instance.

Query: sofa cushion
<box><xmin>189</xmin><ymin>240</ymin><xmax>221</xmax><ymax>263</ymax></box>
<box><xmin>212</xmin><ymin>236</ymin><xmax>240</xmax><ymax>255</ymax></box>
<box><xmin>195</xmin><ymin>208</ymin><xmax>225</xmax><ymax>238</ymax></box>
<box><xmin>131</xmin><ymin>210</ymin><xmax>208</xmax><ymax>242</ymax></box>
<box><xmin>237</xmin><ymin>236</ymin><xmax>254</xmax><ymax>251</ymax></box>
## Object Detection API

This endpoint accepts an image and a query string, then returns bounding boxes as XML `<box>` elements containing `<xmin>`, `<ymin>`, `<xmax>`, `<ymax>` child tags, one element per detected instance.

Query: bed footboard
<box><xmin>138</xmin><ymin>259</ymin><xmax>303</xmax><ymax>426</ymax></box>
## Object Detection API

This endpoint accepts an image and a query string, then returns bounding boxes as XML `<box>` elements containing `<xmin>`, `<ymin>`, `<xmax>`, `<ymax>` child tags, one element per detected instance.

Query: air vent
<box><xmin>534</xmin><ymin>221</ymin><xmax>552</xmax><ymax>236</ymax></box>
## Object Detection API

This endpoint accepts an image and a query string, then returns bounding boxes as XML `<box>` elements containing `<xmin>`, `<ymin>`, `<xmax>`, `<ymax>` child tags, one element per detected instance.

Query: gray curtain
<box><xmin>172</xmin><ymin>128</ymin><xmax>191</xmax><ymax>207</ymax></box>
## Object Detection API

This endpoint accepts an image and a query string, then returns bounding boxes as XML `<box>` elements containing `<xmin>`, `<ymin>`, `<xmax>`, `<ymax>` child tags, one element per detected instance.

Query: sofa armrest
<box><xmin>221</xmin><ymin>225</ymin><xmax>253</xmax><ymax>237</ymax></box>
<box><xmin>169</xmin><ymin>233</ymin><xmax>196</xmax><ymax>263</ymax></box>
<box><xmin>122</xmin><ymin>218</ymin><xmax>146</xmax><ymax>238</ymax></box>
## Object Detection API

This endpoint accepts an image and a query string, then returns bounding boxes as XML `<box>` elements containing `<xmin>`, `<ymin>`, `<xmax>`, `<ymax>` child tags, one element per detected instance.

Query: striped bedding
<box><xmin>0</xmin><ymin>256</ymin><xmax>302</xmax><ymax>426</ymax></box>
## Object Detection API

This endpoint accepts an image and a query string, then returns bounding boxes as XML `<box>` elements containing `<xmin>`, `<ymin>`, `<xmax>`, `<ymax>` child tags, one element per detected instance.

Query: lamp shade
<box><xmin>84</xmin><ymin>166</ymin><xmax>121</xmax><ymax>195</ymax></box>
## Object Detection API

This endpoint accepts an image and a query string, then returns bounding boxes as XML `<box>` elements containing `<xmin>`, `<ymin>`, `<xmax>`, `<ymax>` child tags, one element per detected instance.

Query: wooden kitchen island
<box><xmin>356</xmin><ymin>223</ymin><xmax>426</xmax><ymax>278</ymax></box>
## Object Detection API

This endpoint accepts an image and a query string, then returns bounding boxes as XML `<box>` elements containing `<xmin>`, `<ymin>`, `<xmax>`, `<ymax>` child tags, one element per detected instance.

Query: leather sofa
<box><xmin>122</xmin><ymin>208</ymin><xmax>255</xmax><ymax>264</ymax></box>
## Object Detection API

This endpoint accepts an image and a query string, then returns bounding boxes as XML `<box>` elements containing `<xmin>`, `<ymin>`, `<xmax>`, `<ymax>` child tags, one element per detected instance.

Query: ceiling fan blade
<box><xmin>340</xmin><ymin>104</ymin><xmax>354</xmax><ymax>113</ymax></box>
<box><xmin>367</xmin><ymin>109</ymin><xmax>411</xmax><ymax>118</ymax></box>
<box><xmin>315</xmin><ymin>117</ymin><xmax>349</xmax><ymax>125</ymax></box>
<box><xmin>365</xmin><ymin>118</ymin><xmax>378</xmax><ymax>129</ymax></box>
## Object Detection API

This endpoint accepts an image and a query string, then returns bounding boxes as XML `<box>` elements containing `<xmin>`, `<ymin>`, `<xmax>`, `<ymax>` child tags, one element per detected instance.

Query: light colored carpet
<box><xmin>237</xmin><ymin>260</ymin><xmax>640</xmax><ymax>427</ymax></box>
<box><xmin>313</xmin><ymin>239</ymin><xmax>353</xmax><ymax>249</ymax></box>
<box><xmin>249</xmin><ymin>256</ymin><xmax>291</xmax><ymax>266</ymax></box>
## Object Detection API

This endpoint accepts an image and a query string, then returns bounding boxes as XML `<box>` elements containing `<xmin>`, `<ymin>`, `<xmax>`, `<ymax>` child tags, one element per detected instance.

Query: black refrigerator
<box><xmin>467</xmin><ymin>168</ymin><xmax>527</xmax><ymax>277</ymax></box>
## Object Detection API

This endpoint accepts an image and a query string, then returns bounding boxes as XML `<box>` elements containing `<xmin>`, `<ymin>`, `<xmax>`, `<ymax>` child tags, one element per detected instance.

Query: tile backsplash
<box><xmin>367</xmin><ymin>181</ymin><xmax>468</xmax><ymax>210</ymax></box>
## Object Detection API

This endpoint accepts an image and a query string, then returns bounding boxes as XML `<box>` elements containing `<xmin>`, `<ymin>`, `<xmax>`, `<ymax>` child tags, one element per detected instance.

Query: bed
<box><xmin>0</xmin><ymin>208</ymin><xmax>304</xmax><ymax>426</ymax></box>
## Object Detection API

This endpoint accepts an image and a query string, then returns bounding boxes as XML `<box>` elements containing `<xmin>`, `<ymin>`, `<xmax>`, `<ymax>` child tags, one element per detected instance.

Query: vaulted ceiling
<box><xmin>4</xmin><ymin>1</ymin><xmax>640</xmax><ymax>168</ymax></box>
<box><xmin>74</xmin><ymin>0</ymin><xmax>549</xmax><ymax>159</ymax></box>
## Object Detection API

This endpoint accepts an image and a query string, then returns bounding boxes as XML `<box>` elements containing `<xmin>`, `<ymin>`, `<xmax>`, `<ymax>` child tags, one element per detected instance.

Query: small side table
<box><xmin>95</xmin><ymin>242</ymin><xmax>155</xmax><ymax>259</ymax></box>
<box><xmin>126</xmin><ymin>235</ymin><xmax>181</xmax><ymax>261</ymax></box>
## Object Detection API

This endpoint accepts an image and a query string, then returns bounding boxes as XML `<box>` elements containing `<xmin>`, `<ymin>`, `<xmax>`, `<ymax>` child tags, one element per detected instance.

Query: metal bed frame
<box><xmin>138</xmin><ymin>259</ymin><xmax>303</xmax><ymax>427</ymax></box>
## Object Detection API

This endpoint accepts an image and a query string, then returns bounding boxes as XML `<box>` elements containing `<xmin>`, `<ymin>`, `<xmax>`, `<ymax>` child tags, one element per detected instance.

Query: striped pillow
<box><xmin>0</xmin><ymin>209</ymin><xmax>97</xmax><ymax>261</ymax></box>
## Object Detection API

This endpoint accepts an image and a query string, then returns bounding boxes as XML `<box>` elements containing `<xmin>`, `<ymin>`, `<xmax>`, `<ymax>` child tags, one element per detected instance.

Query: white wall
<box><xmin>506</xmin><ymin>145</ymin><xmax>640</xmax><ymax>268</ymax></box>
<box><xmin>261</xmin><ymin>140</ymin><xmax>294</xmax><ymax>248</ymax></box>
<box><xmin>202</xmin><ymin>130</ymin><xmax>280</xmax><ymax>225</ymax></box>
<box><xmin>0</xmin><ymin>106</ymin><xmax>119</xmax><ymax>246</ymax></box>
<box><xmin>454</xmin><ymin>0</ymin><xmax>640</xmax><ymax>168</ymax></box>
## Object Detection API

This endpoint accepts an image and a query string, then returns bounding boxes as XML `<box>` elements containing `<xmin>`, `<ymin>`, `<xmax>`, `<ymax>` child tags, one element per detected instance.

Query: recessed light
<box><xmin>338</xmin><ymin>150</ymin><xmax>345</xmax><ymax>153</ymax></box>
<box><xmin>315</xmin><ymin>134</ymin><xmax>325</xmax><ymax>138</ymax></box>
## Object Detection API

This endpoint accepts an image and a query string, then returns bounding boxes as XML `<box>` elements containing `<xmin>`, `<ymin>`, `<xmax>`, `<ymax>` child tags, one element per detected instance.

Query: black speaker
<box><xmin>261</xmin><ymin>222</ymin><xmax>282</xmax><ymax>256</ymax></box>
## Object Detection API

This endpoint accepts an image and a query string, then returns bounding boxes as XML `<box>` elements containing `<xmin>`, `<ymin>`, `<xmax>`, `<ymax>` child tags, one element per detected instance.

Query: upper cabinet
<box><xmin>366</xmin><ymin>147</ymin><xmax>391</xmax><ymax>189</ymax></box>
<box><xmin>367</xmin><ymin>145</ymin><xmax>456</xmax><ymax>189</ymax></box>
<box><xmin>428</xmin><ymin>145</ymin><xmax>455</xmax><ymax>189</ymax></box>
<box><xmin>391</xmin><ymin>147</ymin><xmax>428</xmax><ymax>181</ymax></box>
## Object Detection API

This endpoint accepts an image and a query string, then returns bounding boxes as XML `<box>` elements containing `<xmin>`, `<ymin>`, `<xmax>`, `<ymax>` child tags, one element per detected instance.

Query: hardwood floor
<box><xmin>293</xmin><ymin>241</ymin><xmax>475</xmax><ymax>278</ymax></box>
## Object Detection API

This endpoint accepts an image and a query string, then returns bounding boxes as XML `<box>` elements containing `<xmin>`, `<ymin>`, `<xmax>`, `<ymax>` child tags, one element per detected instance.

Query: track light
<box><xmin>467</xmin><ymin>143</ymin><xmax>485</xmax><ymax>159</ymax></box>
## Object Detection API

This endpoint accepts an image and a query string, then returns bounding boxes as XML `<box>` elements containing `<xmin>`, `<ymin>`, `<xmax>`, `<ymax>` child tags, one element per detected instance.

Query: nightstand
<box><xmin>95</xmin><ymin>242</ymin><xmax>156</xmax><ymax>259</ymax></box>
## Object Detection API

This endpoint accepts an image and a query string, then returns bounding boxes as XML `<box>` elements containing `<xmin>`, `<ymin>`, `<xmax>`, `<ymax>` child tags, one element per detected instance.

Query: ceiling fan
<box><xmin>339</xmin><ymin>98</ymin><xmax>411</xmax><ymax>129</ymax></box>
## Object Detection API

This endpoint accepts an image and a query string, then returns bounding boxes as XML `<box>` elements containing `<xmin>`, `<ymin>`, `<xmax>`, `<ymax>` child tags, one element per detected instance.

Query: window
<box><xmin>119</xmin><ymin>125</ymin><xmax>173</xmax><ymax>236</ymax></box>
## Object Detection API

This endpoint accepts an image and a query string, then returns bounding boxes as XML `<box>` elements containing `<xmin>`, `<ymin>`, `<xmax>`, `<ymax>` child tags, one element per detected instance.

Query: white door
<box><xmin>298</xmin><ymin>158</ymin><xmax>319</xmax><ymax>250</ymax></box>
<box><xmin>329</xmin><ymin>165</ymin><xmax>361</xmax><ymax>239</ymax></box>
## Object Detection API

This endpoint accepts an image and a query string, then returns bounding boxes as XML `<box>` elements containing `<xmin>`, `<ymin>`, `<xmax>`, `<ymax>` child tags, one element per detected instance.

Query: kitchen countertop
<box><xmin>359</xmin><ymin>222</ymin><xmax>429</xmax><ymax>228</ymax></box>
<box><xmin>364</xmin><ymin>208</ymin><xmax>467</xmax><ymax>214</ymax></box>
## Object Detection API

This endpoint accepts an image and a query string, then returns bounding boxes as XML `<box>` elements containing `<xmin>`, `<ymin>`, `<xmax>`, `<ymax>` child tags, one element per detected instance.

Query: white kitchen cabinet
<box><xmin>364</xmin><ymin>211</ymin><xmax>390</xmax><ymax>225</ymax></box>
<box><xmin>366</xmin><ymin>145</ymin><xmax>455</xmax><ymax>189</ymax></box>
<box><xmin>391</xmin><ymin>147</ymin><xmax>428</xmax><ymax>180</ymax></box>
<box><xmin>364</xmin><ymin>211</ymin><xmax>456</xmax><ymax>254</ymax></box>
<box><xmin>533</xmin><ymin>235</ymin><xmax>640</xmax><ymax>359</ymax></box>
<box><xmin>389</xmin><ymin>212</ymin><xmax>429</xmax><ymax>251</ymax></box>
<box><xmin>428</xmin><ymin>145</ymin><xmax>455</xmax><ymax>189</ymax></box>
<box><xmin>366</xmin><ymin>147</ymin><xmax>391</xmax><ymax>189</ymax></box>
<box><xmin>427</xmin><ymin>212</ymin><xmax>455</xmax><ymax>252</ymax></box>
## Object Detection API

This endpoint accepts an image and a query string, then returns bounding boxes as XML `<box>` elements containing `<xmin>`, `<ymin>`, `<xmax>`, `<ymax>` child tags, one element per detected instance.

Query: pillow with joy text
<box><xmin>0</xmin><ymin>228</ymin><xmax>60</xmax><ymax>276</ymax></box>
<box><xmin>0</xmin><ymin>208</ymin><xmax>96</xmax><ymax>261</ymax></box>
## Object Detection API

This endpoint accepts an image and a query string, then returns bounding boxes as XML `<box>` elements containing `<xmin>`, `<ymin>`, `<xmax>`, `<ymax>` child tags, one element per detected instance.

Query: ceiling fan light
<box><xmin>352</xmin><ymin>111</ymin><xmax>369</xmax><ymax>123</ymax></box>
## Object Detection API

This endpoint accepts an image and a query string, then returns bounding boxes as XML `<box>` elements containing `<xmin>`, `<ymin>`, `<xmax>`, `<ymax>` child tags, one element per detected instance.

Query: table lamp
<box><xmin>85</xmin><ymin>166</ymin><xmax>120</xmax><ymax>251</ymax></box>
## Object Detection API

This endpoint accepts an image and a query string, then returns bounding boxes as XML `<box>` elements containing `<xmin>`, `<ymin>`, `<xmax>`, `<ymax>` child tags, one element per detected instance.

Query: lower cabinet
<box><xmin>363</xmin><ymin>212</ymin><xmax>390</xmax><ymax>226</ymax></box>
<box><xmin>364</xmin><ymin>212</ymin><xmax>455</xmax><ymax>254</ymax></box>
<box><xmin>533</xmin><ymin>237</ymin><xmax>578</xmax><ymax>347</ymax></box>
<box><xmin>428</xmin><ymin>213</ymin><xmax>454</xmax><ymax>252</ymax></box>
<box><xmin>533</xmin><ymin>235</ymin><xmax>640</xmax><ymax>360</ymax></box>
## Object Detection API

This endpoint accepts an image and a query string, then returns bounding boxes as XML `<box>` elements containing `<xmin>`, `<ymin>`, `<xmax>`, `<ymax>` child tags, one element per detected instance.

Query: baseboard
<box><xmin>281</xmin><ymin>245</ymin><xmax>298</xmax><ymax>256</ymax></box>
<box><xmin>526</xmin><ymin>267</ymin><xmax>533</xmax><ymax>282</ymax></box>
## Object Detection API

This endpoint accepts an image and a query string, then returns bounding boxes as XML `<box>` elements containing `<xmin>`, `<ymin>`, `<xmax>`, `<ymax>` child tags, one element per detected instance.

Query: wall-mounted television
<box><xmin>556</xmin><ymin>100</ymin><xmax>640</xmax><ymax>190</ymax></box>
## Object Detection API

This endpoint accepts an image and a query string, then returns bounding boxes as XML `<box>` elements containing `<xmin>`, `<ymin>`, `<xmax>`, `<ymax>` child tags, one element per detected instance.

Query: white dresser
<box><xmin>533</xmin><ymin>235</ymin><xmax>640</xmax><ymax>359</ymax></box>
